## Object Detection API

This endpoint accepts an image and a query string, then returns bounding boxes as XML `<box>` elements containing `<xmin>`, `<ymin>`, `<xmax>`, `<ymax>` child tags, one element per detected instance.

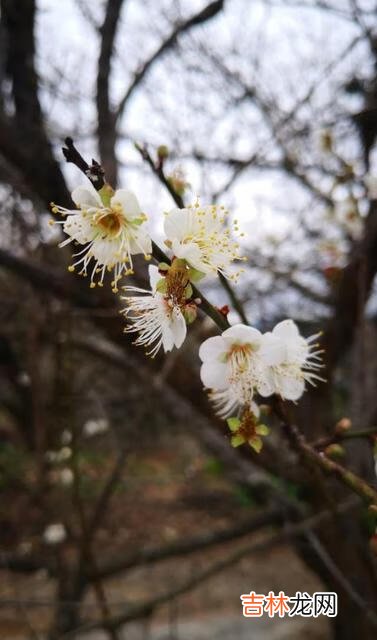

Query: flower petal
<box><xmin>200</xmin><ymin>361</ymin><xmax>228</xmax><ymax>389</ymax></box>
<box><xmin>147</xmin><ymin>265</ymin><xmax>160</xmax><ymax>292</ymax></box>
<box><xmin>128</xmin><ymin>227</ymin><xmax>152</xmax><ymax>256</ymax></box>
<box><xmin>199</xmin><ymin>336</ymin><xmax>227</xmax><ymax>362</ymax></box>
<box><xmin>272</xmin><ymin>319</ymin><xmax>309</xmax><ymax>364</ymax></box>
<box><xmin>164</xmin><ymin>208</ymin><xmax>192</xmax><ymax>241</ymax></box>
<box><xmin>223</xmin><ymin>324</ymin><xmax>262</xmax><ymax>346</ymax></box>
<box><xmin>272</xmin><ymin>319</ymin><xmax>300</xmax><ymax>342</ymax></box>
<box><xmin>71</xmin><ymin>184</ymin><xmax>102</xmax><ymax>209</ymax></box>
<box><xmin>171</xmin><ymin>239</ymin><xmax>206</xmax><ymax>272</ymax></box>
<box><xmin>111</xmin><ymin>189</ymin><xmax>141</xmax><ymax>218</ymax></box>
<box><xmin>259</xmin><ymin>332</ymin><xmax>286</xmax><ymax>366</ymax></box>
<box><xmin>256</xmin><ymin>369</ymin><xmax>276</xmax><ymax>397</ymax></box>
<box><xmin>276</xmin><ymin>374</ymin><xmax>305</xmax><ymax>401</ymax></box>
<box><xmin>171</xmin><ymin>308</ymin><xmax>187</xmax><ymax>348</ymax></box>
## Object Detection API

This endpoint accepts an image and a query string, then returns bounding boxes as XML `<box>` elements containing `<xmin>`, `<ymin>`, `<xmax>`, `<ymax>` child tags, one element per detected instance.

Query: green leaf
<box><xmin>249</xmin><ymin>437</ymin><xmax>263</xmax><ymax>453</ymax></box>
<box><xmin>231</xmin><ymin>434</ymin><xmax>245</xmax><ymax>447</ymax></box>
<box><xmin>255</xmin><ymin>424</ymin><xmax>270</xmax><ymax>436</ymax></box>
<box><xmin>227</xmin><ymin>417</ymin><xmax>241</xmax><ymax>432</ymax></box>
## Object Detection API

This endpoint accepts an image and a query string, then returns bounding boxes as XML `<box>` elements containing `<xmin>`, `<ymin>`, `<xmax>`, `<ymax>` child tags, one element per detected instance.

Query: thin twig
<box><xmin>276</xmin><ymin>401</ymin><xmax>377</xmax><ymax>506</ymax></box>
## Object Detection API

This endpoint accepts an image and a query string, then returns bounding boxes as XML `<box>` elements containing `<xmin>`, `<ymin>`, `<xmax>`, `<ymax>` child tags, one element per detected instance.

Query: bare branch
<box><xmin>96</xmin><ymin>0</ymin><xmax>125</xmax><ymax>186</ymax></box>
<box><xmin>115</xmin><ymin>0</ymin><xmax>225</xmax><ymax>121</ymax></box>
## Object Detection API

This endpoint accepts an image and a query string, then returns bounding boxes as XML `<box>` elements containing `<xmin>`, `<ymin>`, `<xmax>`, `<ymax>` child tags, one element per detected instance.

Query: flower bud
<box><xmin>335</xmin><ymin>417</ymin><xmax>352</xmax><ymax>435</ymax></box>
<box><xmin>325</xmin><ymin>443</ymin><xmax>345</xmax><ymax>459</ymax></box>
<box><xmin>157</xmin><ymin>145</ymin><xmax>169</xmax><ymax>160</ymax></box>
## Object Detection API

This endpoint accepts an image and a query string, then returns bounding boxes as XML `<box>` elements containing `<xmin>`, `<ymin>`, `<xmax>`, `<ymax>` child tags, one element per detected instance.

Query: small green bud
<box><xmin>183</xmin><ymin>303</ymin><xmax>197</xmax><ymax>325</ymax></box>
<box><xmin>157</xmin><ymin>145</ymin><xmax>169</xmax><ymax>159</ymax></box>
<box><xmin>325</xmin><ymin>443</ymin><xmax>345</xmax><ymax>459</ymax></box>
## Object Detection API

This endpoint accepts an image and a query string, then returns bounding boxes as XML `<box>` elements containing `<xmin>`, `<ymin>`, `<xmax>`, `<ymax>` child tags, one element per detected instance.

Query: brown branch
<box><xmin>92</xmin><ymin>508</ymin><xmax>281</xmax><ymax>581</ymax></box>
<box><xmin>63</xmin><ymin>137</ymin><xmax>105</xmax><ymax>190</ymax></box>
<box><xmin>0</xmin><ymin>0</ymin><xmax>69</xmax><ymax>205</ymax></box>
<box><xmin>57</xmin><ymin>497</ymin><xmax>361</xmax><ymax>638</ymax></box>
<box><xmin>313</xmin><ymin>426</ymin><xmax>377</xmax><ymax>451</ymax></box>
<box><xmin>96</xmin><ymin>0</ymin><xmax>125</xmax><ymax>186</ymax></box>
<box><xmin>134</xmin><ymin>142</ymin><xmax>184</xmax><ymax>208</ymax></box>
<box><xmin>276</xmin><ymin>402</ymin><xmax>377</xmax><ymax>506</ymax></box>
<box><xmin>0</xmin><ymin>248</ymin><xmax>106</xmax><ymax>310</ymax></box>
<box><xmin>115</xmin><ymin>0</ymin><xmax>225</xmax><ymax>121</ymax></box>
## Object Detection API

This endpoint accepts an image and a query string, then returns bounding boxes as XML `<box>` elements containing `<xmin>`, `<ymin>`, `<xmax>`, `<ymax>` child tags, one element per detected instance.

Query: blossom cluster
<box><xmin>52</xmin><ymin>179</ymin><xmax>324</xmax><ymax>452</ymax></box>
<box><xmin>199</xmin><ymin>320</ymin><xmax>323</xmax><ymax>451</ymax></box>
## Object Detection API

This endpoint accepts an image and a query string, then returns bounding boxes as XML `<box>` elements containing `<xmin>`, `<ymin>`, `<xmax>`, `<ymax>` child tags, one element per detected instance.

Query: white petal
<box><xmin>250</xmin><ymin>401</ymin><xmax>260</xmax><ymax>419</ymax></box>
<box><xmin>91</xmin><ymin>237</ymin><xmax>120</xmax><ymax>265</ymax></box>
<box><xmin>111</xmin><ymin>189</ymin><xmax>141</xmax><ymax>218</ymax></box>
<box><xmin>171</xmin><ymin>238</ymin><xmax>206</xmax><ymax>272</ymax></box>
<box><xmin>161</xmin><ymin>326</ymin><xmax>175</xmax><ymax>352</ymax></box>
<box><xmin>272</xmin><ymin>320</ymin><xmax>309</xmax><ymax>365</ymax></box>
<box><xmin>199</xmin><ymin>336</ymin><xmax>227</xmax><ymax>362</ymax></box>
<box><xmin>200</xmin><ymin>361</ymin><xmax>228</xmax><ymax>389</ymax></box>
<box><xmin>71</xmin><ymin>184</ymin><xmax>102</xmax><ymax>208</ymax></box>
<box><xmin>223</xmin><ymin>324</ymin><xmax>262</xmax><ymax>346</ymax></box>
<box><xmin>171</xmin><ymin>309</ymin><xmax>187</xmax><ymax>348</ymax></box>
<box><xmin>164</xmin><ymin>208</ymin><xmax>192</xmax><ymax>241</ymax></box>
<box><xmin>276</xmin><ymin>374</ymin><xmax>305</xmax><ymax>401</ymax></box>
<box><xmin>286</xmin><ymin>336</ymin><xmax>309</xmax><ymax>365</ymax></box>
<box><xmin>63</xmin><ymin>214</ymin><xmax>93</xmax><ymax>244</ymax></box>
<box><xmin>272</xmin><ymin>319</ymin><xmax>300</xmax><ymax>342</ymax></box>
<box><xmin>256</xmin><ymin>369</ymin><xmax>276</xmax><ymax>397</ymax></box>
<box><xmin>148</xmin><ymin>265</ymin><xmax>161</xmax><ymax>291</ymax></box>
<box><xmin>128</xmin><ymin>227</ymin><xmax>152</xmax><ymax>255</ymax></box>
<box><xmin>259</xmin><ymin>332</ymin><xmax>286</xmax><ymax>366</ymax></box>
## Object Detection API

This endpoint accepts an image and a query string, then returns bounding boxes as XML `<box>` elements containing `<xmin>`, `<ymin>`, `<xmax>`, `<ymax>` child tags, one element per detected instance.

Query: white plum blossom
<box><xmin>163</xmin><ymin>202</ymin><xmax>244</xmax><ymax>280</ymax></box>
<box><xmin>121</xmin><ymin>265</ymin><xmax>187</xmax><ymax>357</ymax></box>
<box><xmin>199</xmin><ymin>320</ymin><xmax>324</xmax><ymax>415</ymax></box>
<box><xmin>258</xmin><ymin>319</ymin><xmax>324</xmax><ymax>401</ymax></box>
<box><xmin>51</xmin><ymin>183</ymin><xmax>152</xmax><ymax>290</ymax></box>
<box><xmin>199</xmin><ymin>324</ymin><xmax>271</xmax><ymax>417</ymax></box>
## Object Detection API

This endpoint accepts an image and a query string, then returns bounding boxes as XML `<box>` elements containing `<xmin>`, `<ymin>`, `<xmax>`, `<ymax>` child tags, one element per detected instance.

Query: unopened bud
<box><xmin>259</xmin><ymin>404</ymin><xmax>271</xmax><ymax>416</ymax></box>
<box><xmin>157</xmin><ymin>145</ymin><xmax>169</xmax><ymax>160</ymax></box>
<box><xmin>183</xmin><ymin>303</ymin><xmax>197</xmax><ymax>325</ymax></box>
<box><xmin>218</xmin><ymin>305</ymin><xmax>230</xmax><ymax>317</ymax></box>
<box><xmin>335</xmin><ymin>417</ymin><xmax>352</xmax><ymax>435</ymax></box>
<box><xmin>325</xmin><ymin>443</ymin><xmax>345</xmax><ymax>459</ymax></box>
